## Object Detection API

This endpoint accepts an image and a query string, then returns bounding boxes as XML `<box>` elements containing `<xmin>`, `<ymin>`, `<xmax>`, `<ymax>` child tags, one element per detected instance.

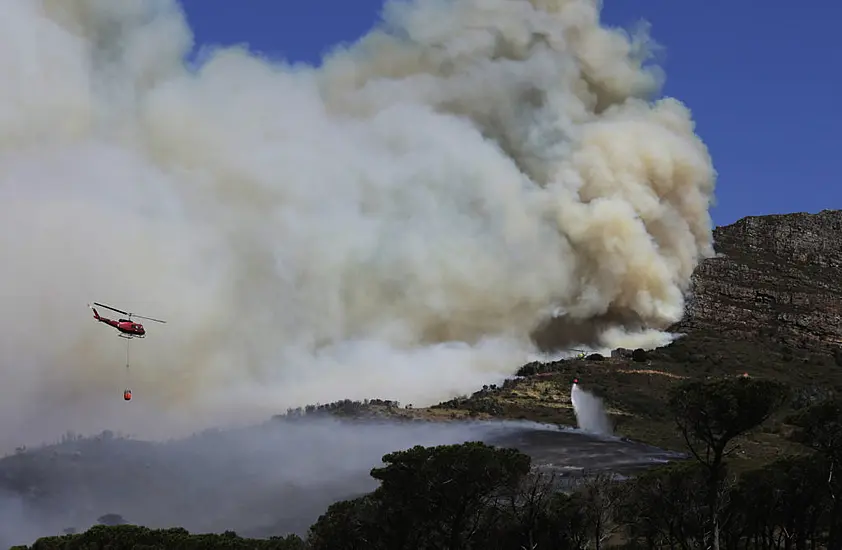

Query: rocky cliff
<box><xmin>674</xmin><ymin>209</ymin><xmax>842</xmax><ymax>351</ymax></box>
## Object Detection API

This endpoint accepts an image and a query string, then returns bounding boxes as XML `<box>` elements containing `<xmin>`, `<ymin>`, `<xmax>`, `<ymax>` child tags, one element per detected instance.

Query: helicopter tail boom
<box><xmin>88</xmin><ymin>304</ymin><xmax>101</xmax><ymax>320</ymax></box>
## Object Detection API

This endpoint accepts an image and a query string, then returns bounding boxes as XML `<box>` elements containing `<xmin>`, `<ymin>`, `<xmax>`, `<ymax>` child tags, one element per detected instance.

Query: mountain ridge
<box><xmin>674</xmin><ymin>208</ymin><xmax>842</xmax><ymax>351</ymax></box>
<box><xmin>2</xmin><ymin>208</ymin><xmax>841</xmax><ymax>546</ymax></box>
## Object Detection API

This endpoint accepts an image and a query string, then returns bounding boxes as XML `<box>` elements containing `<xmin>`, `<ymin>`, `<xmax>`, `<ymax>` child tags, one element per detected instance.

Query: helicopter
<box><xmin>88</xmin><ymin>302</ymin><xmax>166</xmax><ymax>339</ymax></box>
<box><xmin>88</xmin><ymin>302</ymin><xmax>166</xmax><ymax>402</ymax></box>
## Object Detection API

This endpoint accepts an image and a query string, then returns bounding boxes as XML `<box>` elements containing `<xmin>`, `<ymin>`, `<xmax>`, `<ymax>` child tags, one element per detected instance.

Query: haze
<box><xmin>0</xmin><ymin>0</ymin><xmax>714</xmax><ymax>449</ymax></box>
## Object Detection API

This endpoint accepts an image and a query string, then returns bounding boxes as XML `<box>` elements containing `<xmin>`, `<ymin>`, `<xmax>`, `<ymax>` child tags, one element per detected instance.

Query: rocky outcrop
<box><xmin>674</xmin><ymin>209</ymin><xmax>842</xmax><ymax>350</ymax></box>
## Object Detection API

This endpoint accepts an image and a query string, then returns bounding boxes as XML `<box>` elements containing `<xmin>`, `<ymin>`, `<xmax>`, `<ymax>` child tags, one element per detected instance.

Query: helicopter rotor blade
<box><xmin>92</xmin><ymin>302</ymin><xmax>165</xmax><ymax>323</ymax></box>
<box><xmin>133</xmin><ymin>314</ymin><xmax>166</xmax><ymax>324</ymax></box>
<box><xmin>93</xmin><ymin>302</ymin><xmax>129</xmax><ymax>316</ymax></box>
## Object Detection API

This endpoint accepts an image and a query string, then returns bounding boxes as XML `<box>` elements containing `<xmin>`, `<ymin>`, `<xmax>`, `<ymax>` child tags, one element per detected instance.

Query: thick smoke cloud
<box><xmin>0</xmin><ymin>0</ymin><xmax>715</xmax><ymax>448</ymax></box>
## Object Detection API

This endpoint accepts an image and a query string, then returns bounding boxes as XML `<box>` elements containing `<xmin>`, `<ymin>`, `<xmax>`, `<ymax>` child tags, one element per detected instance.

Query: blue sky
<box><xmin>176</xmin><ymin>0</ymin><xmax>840</xmax><ymax>227</ymax></box>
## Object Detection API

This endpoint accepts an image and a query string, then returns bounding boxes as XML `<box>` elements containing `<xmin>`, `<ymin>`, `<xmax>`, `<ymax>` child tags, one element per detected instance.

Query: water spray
<box><xmin>570</xmin><ymin>378</ymin><xmax>613</xmax><ymax>436</ymax></box>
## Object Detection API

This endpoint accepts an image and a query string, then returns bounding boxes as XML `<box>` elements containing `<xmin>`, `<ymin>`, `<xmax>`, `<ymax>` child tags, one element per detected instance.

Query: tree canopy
<box><xmin>11</xmin><ymin>379</ymin><xmax>842</xmax><ymax>550</ymax></box>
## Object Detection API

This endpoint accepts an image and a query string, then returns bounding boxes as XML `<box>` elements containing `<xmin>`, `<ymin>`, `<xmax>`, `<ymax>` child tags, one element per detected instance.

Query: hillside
<box><xmin>2</xmin><ymin>209</ymin><xmax>841</xmax><ymax>546</ymax></box>
<box><xmin>676</xmin><ymin>209</ymin><xmax>842</xmax><ymax>349</ymax></box>
<box><xmin>432</xmin><ymin>209</ymin><xmax>842</xmax><ymax>461</ymax></box>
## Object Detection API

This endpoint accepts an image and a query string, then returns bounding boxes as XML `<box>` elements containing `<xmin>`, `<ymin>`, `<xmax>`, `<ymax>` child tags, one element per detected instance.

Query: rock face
<box><xmin>674</xmin><ymin>209</ymin><xmax>842</xmax><ymax>350</ymax></box>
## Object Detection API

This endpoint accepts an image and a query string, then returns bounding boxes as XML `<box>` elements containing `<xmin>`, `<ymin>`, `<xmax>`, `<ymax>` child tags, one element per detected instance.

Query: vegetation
<box><xmin>8</xmin><ymin>212</ymin><xmax>839</xmax><ymax>548</ymax></box>
<box><xmin>276</xmin><ymin>398</ymin><xmax>404</xmax><ymax>420</ymax></box>
<box><xmin>667</xmin><ymin>377</ymin><xmax>789</xmax><ymax>550</ymax></box>
<box><xmin>11</xmin><ymin>376</ymin><xmax>842</xmax><ymax>549</ymax></box>
<box><xmin>424</xmin><ymin>330</ymin><xmax>842</xmax><ymax>464</ymax></box>
<box><xmin>11</xmin><ymin>525</ymin><xmax>305</xmax><ymax>549</ymax></box>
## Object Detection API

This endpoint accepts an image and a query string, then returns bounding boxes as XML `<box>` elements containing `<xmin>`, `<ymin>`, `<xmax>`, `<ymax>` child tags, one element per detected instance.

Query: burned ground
<box><xmin>431</xmin><ymin>210</ymin><xmax>842</xmax><ymax>468</ymax></box>
<box><xmin>2</xmin><ymin>210</ymin><xmax>841</xmax><ymax>546</ymax></box>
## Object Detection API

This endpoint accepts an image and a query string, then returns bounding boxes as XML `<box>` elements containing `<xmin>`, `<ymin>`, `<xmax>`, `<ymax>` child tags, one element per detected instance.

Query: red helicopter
<box><xmin>88</xmin><ymin>302</ymin><xmax>166</xmax><ymax>339</ymax></box>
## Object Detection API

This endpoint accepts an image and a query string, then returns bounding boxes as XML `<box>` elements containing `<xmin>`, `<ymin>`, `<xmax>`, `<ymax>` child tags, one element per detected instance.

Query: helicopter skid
<box><xmin>118</xmin><ymin>334</ymin><xmax>144</xmax><ymax>339</ymax></box>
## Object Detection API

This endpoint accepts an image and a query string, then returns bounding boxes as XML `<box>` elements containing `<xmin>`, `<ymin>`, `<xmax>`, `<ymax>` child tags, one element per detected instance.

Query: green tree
<box><xmin>308</xmin><ymin>441</ymin><xmax>532</xmax><ymax>549</ymax></box>
<box><xmin>787</xmin><ymin>397</ymin><xmax>842</xmax><ymax>461</ymax></box>
<box><xmin>372</xmin><ymin>441</ymin><xmax>530</xmax><ymax>549</ymax></box>
<box><xmin>542</xmin><ymin>491</ymin><xmax>590</xmax><ymax>550</ymax></box>
<box><xmin>787</xmin><ymin>397</ymin><xmax>842</xmax><ymax>550</ymax></box>
<box><xmin>476</xmin><ymin>470</ymin><xmax>589</xmax><ymax>550</ymax></box>
<box><xmin>668</xmin><ymin>376</ymin><xmax>789</xmax><ymax>550</ymax></box>
<box><xmin>578</xmin><ymin>472</ymin><xmax>626</xmax><ymax>550</ymax></box>
<box><xmin>727</xmin><ymin>454</ymin><xmax>828</xmax><ymax>550</ymax></box>
<box><xmin>22</xmin><ymin>524</ymin><xmax>305</xmax><ymax>549</ymax></box>
<box><xmin>470</xmin><ymin>470</ymin><xmax>560</xmax><ymax>550</ymax></box>
<box><xmin>619</xmin><ymin>461</ymin><xmax>708</xmax><ymax>550</ymax></box>
<box><xmin>305</xmin><ymin>495</ymin><xmax>384</xmax><ymax>550</ymax></box>
<box><xmin>97</xmin><ymin>513</ymin><xmax>127</xmax><ymax>526</ymax></box>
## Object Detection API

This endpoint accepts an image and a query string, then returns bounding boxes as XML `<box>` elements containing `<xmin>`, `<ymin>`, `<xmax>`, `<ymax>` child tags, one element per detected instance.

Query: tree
<box><xmin>619</xmin><ymin>461</ymin><xmax>708</xmax><ymax>550</ymax></box>
<box><xmin>491</xmin><ymin>470</ymin><xmax>559</xmax><ymax>550</ymax></box>
<box><xmin>21</xmin><ymin>525</ymin><xmax>305</xmax><ymax>549</ymax></box>
<box><xmin>787</xmin><ymin>397</ymin><xmax>842</xmax><ymax>550</ymax></box>
<box><xmin>787</xmin><ymin>397</ymin><xmax>842</xmax><ymax>462</ymax></box>
<box><xmin>485</xmin><ymin>470</ymin><xmax>589</xmax><ymax>550</ymax></box>
<box><xmin>668</xmin><ymin>376</ymin><xmax>789</xmax><ymax>550</ymax></box>
<box><xmin>727</xmin><ymin>455</ymin><xmax>828</xmax><ymax>550</ymax></box>
<box><xmin>308</xmin><ymin>441</ymin><xmax>532</xmax><ymax>549</ymax></box>
<box><xmin>373</xmin><ymin>441</ymin><xmax>531</xmax><ymax>549</ymax></box>
<box><xmin>538</xmin><ymin>491</ymin><xmax>590</xmax><ymax>550</ymax></box>
<box><xmin>306</xmin><ymin>495</ymin><xmax>384</xmax><ymax>550</ymax></box>
<box><xmin>96</xmin><ymin>513</ymin><xmax>127</xmax><ymax>526</ymax></box>
<box><xmin>578</xmin><ymin>472</ymin><xmax>626</xmax><ymax>550</ymax></box>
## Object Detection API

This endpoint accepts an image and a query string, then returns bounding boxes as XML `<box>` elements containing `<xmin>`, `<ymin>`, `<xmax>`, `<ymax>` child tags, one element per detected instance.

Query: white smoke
<box><xmin>0</xmin><ymin>0</ymin><xmax>715</xmax><ymax>448</ymax></box>
<box><xmin>571</xmin><ymin>382</ymin><xmax>612</xmax><ymax>435</ymax></box>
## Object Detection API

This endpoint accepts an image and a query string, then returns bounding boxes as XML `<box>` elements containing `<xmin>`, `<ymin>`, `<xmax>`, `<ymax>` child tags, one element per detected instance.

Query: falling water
<box><xmin>571</xmin><ymin>382</ymin><xmax>613</xmax><ymax>436</ymax></box>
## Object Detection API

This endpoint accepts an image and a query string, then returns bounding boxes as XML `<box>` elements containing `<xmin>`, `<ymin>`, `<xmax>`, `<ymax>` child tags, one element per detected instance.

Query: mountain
<box><xmin>675</xmin><ymin>209</ymin><xmax>842</xmax><ymax>351</ymax></box>
<box><xmin>2</xmin><ymin>209</ymin><xmax>841</xmax><ymax>547</ymax></box>
<box><xmin>440</xmin><ymin>209</ymin><xmax>842</xmax><ymax>458</ymax></box>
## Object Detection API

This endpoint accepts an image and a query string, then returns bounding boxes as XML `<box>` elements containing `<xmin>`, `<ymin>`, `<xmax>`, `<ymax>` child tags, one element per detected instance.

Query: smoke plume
<box><xmin>0</xmin><ymin>0</ymin><xmax>715</xmax><ymax>448</ymax></box>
